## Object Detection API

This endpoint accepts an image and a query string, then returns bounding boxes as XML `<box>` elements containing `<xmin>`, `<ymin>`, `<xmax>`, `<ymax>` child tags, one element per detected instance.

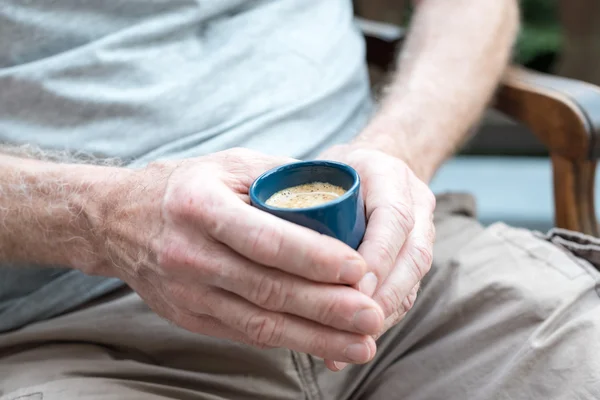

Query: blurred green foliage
<box><xmin>516</xmin><ymin>0</ymin><xmax>561</xmax><ymax>68</ymax></box>
<box><xmin>404</xmin><ymin>0</ymin><xmax>562</xmax><ymax>70</ymax></box>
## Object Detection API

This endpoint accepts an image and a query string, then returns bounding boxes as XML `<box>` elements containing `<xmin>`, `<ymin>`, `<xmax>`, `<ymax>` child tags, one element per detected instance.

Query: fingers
<box><xmin>174</xmin><ymin>312</ymin><xmax>275</xmax><ymax>349</ymax></box>
<box><xmin>324</xmin><ymin>281</ymin><xmax>420</xmax><ymax>373</ymax></box>
<box><xmin>325</xmin><ymin>359</ymin><xmax>347</xmax><ymax>372</ymax></box>
<box><xmin>162</xmin><ymin>241</ymin><xmax>384</xmax><ymax>335</ymax></box>
<box><xmin>375</xmin><ymin>281</ymin><xmax>420</xmax><ymax>340</ymax></box>
<box><xmin>214</xmin><ymin>245</ymin><xmax>385</xmax><ymax>335</ymax></box>
<box><xmin>133</xmin><ymin>280</ymin><xmax>275</xmax><ymax>349</ymax></box>
<box><xmin>204</xmin><ymin>194</ymin><xmax>368</xmax><ymax>285</ymax></box>
<box><xmin>202</xmin><ymin>288</ymin><xmax>378</xmax><ymax>363</ymax></box>
<box><xmin>356</xmin><ymin>165</ymin><xmax>415</xmax><ymax>293</ymax></box>
<box><xmin>373</xmin><ymin>188</ymin><xmax>435</xmax><ymax>319</ymax></box>
<box><xmin>324</xmin><ymin>281</ymin><xmax>421</xmax><ymax>373</ymax></box>
<box><xmin>324</xmin><ymin>276</ymin><xmax>422</xmax><ymax>372</ymax></box>
<box><xmin>165</xmin><ymin>147</ymin><xmax>368</xmax><ymax>285</ymax></box>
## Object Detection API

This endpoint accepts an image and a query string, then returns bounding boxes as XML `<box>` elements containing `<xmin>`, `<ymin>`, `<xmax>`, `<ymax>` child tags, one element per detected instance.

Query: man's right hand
<box><xmin>97</xmin><ymin>148</ymin><xmax>382</xmax><ymax>364</ymax></box>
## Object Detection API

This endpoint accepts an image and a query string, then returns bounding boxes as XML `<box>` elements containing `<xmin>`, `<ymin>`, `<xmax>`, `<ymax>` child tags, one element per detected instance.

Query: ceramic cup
<box><xmin>249</xmin><ymin>160</ymin><xmax>366</xmax><ymax>249</ymax></box>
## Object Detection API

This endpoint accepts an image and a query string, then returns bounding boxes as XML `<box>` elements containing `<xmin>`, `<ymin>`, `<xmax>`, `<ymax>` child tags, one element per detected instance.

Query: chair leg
<box><xmin>551</xmin><ymin>154</ymin><xmax>599</xmax><ymax>236</ymax></box>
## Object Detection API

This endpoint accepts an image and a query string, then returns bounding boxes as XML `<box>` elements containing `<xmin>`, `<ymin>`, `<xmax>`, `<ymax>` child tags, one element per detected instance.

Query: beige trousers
<box><xmin>1</xmin><ymin>194</ymin><xmax>600</xmax><ymax>400</ymax></box>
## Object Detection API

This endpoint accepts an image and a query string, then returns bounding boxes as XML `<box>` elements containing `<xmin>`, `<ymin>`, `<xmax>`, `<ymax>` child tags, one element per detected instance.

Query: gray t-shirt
<box><xmin>0</xmin><ymin>0</ymin><xmax>373</xmax><ymax>332</ymax></box>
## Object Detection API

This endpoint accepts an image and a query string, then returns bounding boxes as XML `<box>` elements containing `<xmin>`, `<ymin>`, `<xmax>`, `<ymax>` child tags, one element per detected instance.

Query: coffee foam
<box><xmin>265</xmin><ymin>182</ymin><xmax>346</xmax><ymax>209</ymax></box>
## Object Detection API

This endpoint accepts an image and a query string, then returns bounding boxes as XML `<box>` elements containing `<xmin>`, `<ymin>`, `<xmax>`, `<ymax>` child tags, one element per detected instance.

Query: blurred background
<box><xmin>355</xmin><ymin>0</ymin><xmax>600</xmax><ymax>232</ymax></box>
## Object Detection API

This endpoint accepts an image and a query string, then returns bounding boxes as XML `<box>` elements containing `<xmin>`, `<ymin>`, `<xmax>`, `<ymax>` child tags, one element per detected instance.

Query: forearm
<box><xmin>0</xmin><ymin>151</ymin><xmax>128</xmax><ymax>272</ymax></box>
<box><xmin>354</xmin><ymin>0</ymin><xmax>520</xmax><ymax>182</ymax></box>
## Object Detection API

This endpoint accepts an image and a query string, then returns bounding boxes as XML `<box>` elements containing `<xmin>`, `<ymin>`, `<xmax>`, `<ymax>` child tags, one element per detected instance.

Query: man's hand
<box><xmin>318</xmin><ymin>144</ymin><xmax>436</xmax><ymax>371</ymax></box>
<box><xmin>312</xmin><ymin>0</ymin><xmax>518</xmax><ymax>372</ymax></box>
<box><xmin>96</xmin><ymin>148</ymin><xmax>384</xmax><ymax>363</ymax></box>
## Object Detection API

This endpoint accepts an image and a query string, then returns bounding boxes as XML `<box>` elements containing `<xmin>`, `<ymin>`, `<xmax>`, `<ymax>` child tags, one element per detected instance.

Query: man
<box><xmin>0</xmin><ymin>0</ymin><xmax>598</xmax><ymax>399</ymax></box>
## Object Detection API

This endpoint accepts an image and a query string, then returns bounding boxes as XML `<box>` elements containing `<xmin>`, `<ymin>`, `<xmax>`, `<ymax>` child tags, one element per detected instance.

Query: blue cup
<box><xmin>249</xmin><ymin>161</ymin><xmax>366</xmax><ymax>249</ymax></box>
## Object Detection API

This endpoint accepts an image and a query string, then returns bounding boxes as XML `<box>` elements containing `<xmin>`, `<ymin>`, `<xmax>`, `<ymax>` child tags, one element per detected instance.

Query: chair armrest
<box><xmin>360</xmin><ymin>18</ymin><xmax>600</xmax><ymax>162</ymax></box>
<box><xmin>495</xmin><ymin>66</ymin><xmax>600</xmax><ymax>161</ymax></box>
<box><xmin>359</xmin><ymin>17</ymin><xmax>600</xmax><ymax>235</ymax></box>
<box><xmin>495</xmin><ymin>67</ymin><xmax>600</xmax><ymax>236</ymax></box>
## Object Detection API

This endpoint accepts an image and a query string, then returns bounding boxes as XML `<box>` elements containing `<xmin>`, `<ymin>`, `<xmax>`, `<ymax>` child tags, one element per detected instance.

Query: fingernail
<box><xmin>339</xmin><ymin>259</ymin><xmax>365</xmax><ymax>283</ymax></box>
<box><xmin>344</xmin><ymin>342</ymin><xmax>371</xmax><ymax>363</ymax></box>
<box><xmin>353</xmin><ymin>308</ymin><xmax>383</xmax><ymax>334</ymax></box>
<box><xmin>333</xmin><ymin>361</ymin><xmax>348</xmax><ymax>371</ymax></box>
<box><xmin>358</xmin><ymin>272</ymin><xmax>378</xmax><ymax>297</ymax></box>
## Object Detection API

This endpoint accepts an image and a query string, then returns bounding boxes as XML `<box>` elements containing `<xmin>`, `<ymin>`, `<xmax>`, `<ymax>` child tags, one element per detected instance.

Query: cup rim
<box><xmin>249</xmin><ymin>160</ymin><xmax>360</xmax><ymax>213</ymax></box>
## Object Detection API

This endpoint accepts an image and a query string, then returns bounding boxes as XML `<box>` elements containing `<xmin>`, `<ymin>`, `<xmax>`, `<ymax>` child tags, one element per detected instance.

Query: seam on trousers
<box><xmin>495</xmin><ymin>224</ymin><xmax>600</xmax><ymax>286</ymax></box>
<box><xmin>303</xmin><ymin>355</ymin><xmax>321</xmax><ymax>400</ymax></box>
<box><xmin>290</xmin><ymin>351</ymin><xmax>321</xmax><ymax>400</ymax></box>
<box><xmin>535</xmin><ymin>228</ymin><xmax>600</xmax><ymax>271</ymax></box>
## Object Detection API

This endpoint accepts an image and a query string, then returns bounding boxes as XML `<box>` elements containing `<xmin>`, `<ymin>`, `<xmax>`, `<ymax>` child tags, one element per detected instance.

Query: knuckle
<box><xmin>377</xmin><ymin>287</ymin><xmax>405</xmax><ymax>318</ymax></box>
<box><xmin>306</xmin><ymin>329</ymin><xmax>330</xmax><ymax>356</ymax></box>
<box><xmin>381</xmin><ymin>308</ymin><xmax>408</xmax><ymax>336</ymax></box>
<box><xmin>410</xmin><ymin>281</ymin><xmax>421</xmax><ymax>295</ymax></box>
<box><xmin>164</xmin><ymin>185</ymin><xmax>225</xmax><ymax>239</ymax></box>
<box><xmin>244</xmin><ymin>312</ymin><xmax>286</xmax><ymax>346</ymax></box>
<box><xmin>366</xmin><ymin>238</ymin><xmax>397</xmax><ymax>274</ymax></box>
<box><xmin>244</xmin><ymin>223</ymin><xmax>284</xmax><ymax>262</ymax></box>
<box><xmin>163</xmin><ymin>185</ymin><xmax>198</xmax><ymax>220</ymax></box>
<box><xmin>401</xmin><ymin>288</ymin><xmax>419</xmax><ymax>313</ymax></box>
<box><xmin>392</xmin><ymin>310</ymin><xmax>407</xmax><ymax>325</ymax></box>
<box><xmin>408</xmin><ymin>243</ymin><xmax>433</xmax><ymax>281</ymax></box>
<box><xmin>196</xmin><ymin>194</ymin><xmax>226</xmax><ymax>236</ymax></box>
<box><xmin>386</xmin><ymin>310</ymin><xmax>405</xmax><ymax>329</ymax></box>
<box><xmin>158</xmin><ymin>238</ymin><xmax>188</xmax><ymax>268</ymax></box>
<box><xmin>387</xmin><ymin>203</ymin><xmax>415</xmax><ymax>239</ymax></box>
<box><xmin>251</xmin><ymin>274</ymin><xmax>290</xmax><ymax>312</ymax></box>
<box><xmin>315</xmin><ymin>293</ymin><xmax>344</xmax><ymax>326</ymax></box>
<box><xmin>378</xmin><ymin>282</ymin><xmax>420</xmax><ymax>323</ymax></box>
<box><xmin>158</xmin><ymin>237</ymin><xmax>215</xmax><ymax>276</ymax></box>
<box><xmin>302</xmin><ymin>242</ymin><xmax>342</xmax><ymax>280</ymax></box>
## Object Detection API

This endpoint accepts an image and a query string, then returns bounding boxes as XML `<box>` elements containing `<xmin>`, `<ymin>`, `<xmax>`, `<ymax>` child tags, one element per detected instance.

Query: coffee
<box><xmin>265</xmin><ymin>182</ymin><xmax>347</xmax><ymax>209</ymax></box>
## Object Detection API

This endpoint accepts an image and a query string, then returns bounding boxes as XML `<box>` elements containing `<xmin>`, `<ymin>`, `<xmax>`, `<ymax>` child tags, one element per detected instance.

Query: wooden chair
<box><xmin>361</xmin><ymin>20</ymin><xmax>600</xmax><ymax>236</ymax></box>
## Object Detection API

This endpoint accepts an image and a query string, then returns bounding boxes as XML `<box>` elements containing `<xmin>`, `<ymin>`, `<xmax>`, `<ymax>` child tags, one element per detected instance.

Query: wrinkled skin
<box><xmin>101</xmin><ymin>146</ymin><xmax>434</xmax><ymax>369</ymax></box>
<box><xmin>317</xmin><ymin>144</ymin><xmax>435</xmax><ymax>370</ymax></box>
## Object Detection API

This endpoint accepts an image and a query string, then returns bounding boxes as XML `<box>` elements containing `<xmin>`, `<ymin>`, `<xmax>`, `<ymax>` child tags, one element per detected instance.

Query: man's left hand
<box><xmin>318</xmin><ymin>144</ymin><xmax>436</xmax><ymax>371</ymax></box>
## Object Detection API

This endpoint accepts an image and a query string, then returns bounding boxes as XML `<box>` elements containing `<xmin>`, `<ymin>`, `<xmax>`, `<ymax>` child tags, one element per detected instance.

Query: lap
<box><xmin>325</xmin><ymin>194</ymin><xmax>600</xmax><ymax>399</ymax></box>
<box><xmin>2</xmin><ymin>194</ymin><xmax>600</xmax><ymax>400</ymax></box>
<box><xmin>0</xmin><ymin>287</ymin><xmax>305</xmax><ymax>400</ymax></box>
